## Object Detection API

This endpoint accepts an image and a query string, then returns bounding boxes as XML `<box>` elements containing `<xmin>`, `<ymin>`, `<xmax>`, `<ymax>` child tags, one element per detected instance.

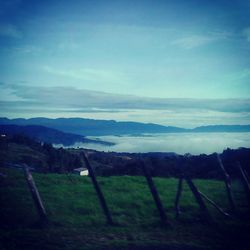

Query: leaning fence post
<box><xmin>80</xmin><ymin>152</ymin><xmax>114</xmax><ymax>225</ymax></box>
<box><xmin>174</xmin><ymin>177</ymin><xmax>183</xmax><ymax>219</ymax></box>
<box><xmin>198</xmin><ymin>191</ymin><xmax>230</xmax><ymax>218</ymax></box>
<box><xmin>141</xmin><ymin>160</ymin><xmax>168</xmax><ymax>226</ymax></box>
<box><xmin>23</xmin><ymin>164</ymin><xmax>48</xmax><ymax>224</ymax></box>
<box><xmin>185</xmin><ymin>177</ymin><xmax>211</xmax><ymax>222</ymax></box>
<box><xmin>236</xmin><ymin>161</ymin><xmax>250</xmax><ymax>207</ymax></box>
<box><xmin>216</xmin><ymin>154</ymin><xmax>236</xmax><ymax>213</ymax></box>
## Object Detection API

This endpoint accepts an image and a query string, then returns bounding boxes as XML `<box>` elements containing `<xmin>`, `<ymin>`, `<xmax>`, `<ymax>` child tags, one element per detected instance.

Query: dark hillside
<box><xmin>0</xmin><ymin>124</ymin><xmax>112</xmax><ymax>146</ymax></box>
<box><xmin>86</xmin><ymin>148</ymin><xmax>250</xmax><ymax>179</ymax></box>
<box><xmin>0</xmin><ymin>134</ymin><xmax>82</xmax><ymax>173</ymax></box>
<box><xmin>1</xmin><ymin>134</ymin><xmax>249</xmax><ymax>179</ymax></box>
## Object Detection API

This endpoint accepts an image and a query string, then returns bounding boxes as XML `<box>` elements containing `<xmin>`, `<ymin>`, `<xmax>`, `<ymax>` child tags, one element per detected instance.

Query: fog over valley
<box><xmin>58</xmin><ymin>132</ymin><xmax>250</xmax><ymax>155</ymax></box>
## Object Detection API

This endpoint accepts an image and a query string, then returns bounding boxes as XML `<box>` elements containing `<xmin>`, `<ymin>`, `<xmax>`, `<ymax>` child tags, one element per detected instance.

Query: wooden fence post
<box><xmin>185</xmin><ymin>177</ymin><xmax>211</xmax><ymax>222</ymax></box>
<box><xmin>216</xmin><ymin>154</ymin><xmax>236</xmax><ymax>213</ymax></box>
<box><xmin>236</xmin><ymin>161</ymin><xmax>250</xmax><ymax>207</ymax></box>
<box><xmin>81</xmin><ymin>152</ymin><xmax>114</xmax><ymax>225</ymax></box>
<box><xmin>141</xmin><ymin>160</ymin><xmax>168</xmax><ymax>226</ymax></box>
<box><xmin>23</xmin><ymin>164</ymin><xmax>48</xmax><ymax>224</ymax></box>
<box><xmin>174</xmin><ymin>177</ymin><xmax>183</xmax><ymax>219</ymax></box>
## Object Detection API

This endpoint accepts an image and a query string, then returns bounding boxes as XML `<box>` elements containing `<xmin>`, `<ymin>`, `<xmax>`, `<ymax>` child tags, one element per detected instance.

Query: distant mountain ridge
<box><xmin>192</xmin><ymin>125</ymin><xmax>250</xmax><ymax>132</ymax></box>
<box><xmin>0</xmin><ymin>117</ymin><xmax>186</xmax><ymax>135</ymax></box>
<box><xmin>0</xmin><ymin>124</ymin><xmax>113</xmax><ymax>146</ymax></box>
<box><xmin>0</xmin><ymin>117</ymin><xmax>250</xmax><ymax>136</ymax></box>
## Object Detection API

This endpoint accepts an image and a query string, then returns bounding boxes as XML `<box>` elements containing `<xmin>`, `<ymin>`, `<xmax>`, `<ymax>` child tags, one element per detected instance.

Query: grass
<box><xmin>0</xmin><ymin>167</ymin><xmax>249</xmax><ymax>250</ymax></box>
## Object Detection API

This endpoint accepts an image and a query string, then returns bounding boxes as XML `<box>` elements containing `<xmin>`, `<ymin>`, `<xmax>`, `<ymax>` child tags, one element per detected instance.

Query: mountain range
<box><xmin>1</xmin><ymin>117</ymin><xmax>250</xmax><ymax>136</ymax></box>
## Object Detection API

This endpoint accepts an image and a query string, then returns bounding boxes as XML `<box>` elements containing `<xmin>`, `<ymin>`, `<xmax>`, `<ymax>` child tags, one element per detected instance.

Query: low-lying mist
<box><xmin>64</xmin><ymin>132</ymin><xmax>250</xmax><ymax>155</ymax></box>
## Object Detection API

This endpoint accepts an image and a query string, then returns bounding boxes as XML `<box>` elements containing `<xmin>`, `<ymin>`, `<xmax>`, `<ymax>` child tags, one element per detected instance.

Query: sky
<box><xmin>0</xmin><ymin>0</ymin><xmax>250</xmax><ymax>128</ymax></box>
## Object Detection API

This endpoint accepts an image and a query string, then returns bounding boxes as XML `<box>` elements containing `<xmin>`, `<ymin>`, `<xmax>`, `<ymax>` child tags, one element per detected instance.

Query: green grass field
<box><xmin>0</xmin><ymin>167</ymin><xmax>249</xmax><ymax>250</ymax></box>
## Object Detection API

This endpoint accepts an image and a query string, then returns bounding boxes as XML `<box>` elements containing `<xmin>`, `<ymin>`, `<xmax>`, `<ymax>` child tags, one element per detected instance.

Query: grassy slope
<box><xmin>0</xmin><ymin>168</ymin><xmax>249</xmax><ymax>250</ymax></box>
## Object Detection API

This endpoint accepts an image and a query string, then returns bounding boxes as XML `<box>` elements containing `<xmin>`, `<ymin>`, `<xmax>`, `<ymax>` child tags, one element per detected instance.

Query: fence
<box><xmin>17</xmin><ymin>152</ymin><xmax>250</xmax><ymax>226</ymax></box>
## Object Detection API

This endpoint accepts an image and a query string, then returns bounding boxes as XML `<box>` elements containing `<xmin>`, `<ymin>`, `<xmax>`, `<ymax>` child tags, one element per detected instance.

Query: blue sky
<box><xmin>0</xmin><ymin>0</ymin><xmax>250</xmax><ymax>127</ymax></box>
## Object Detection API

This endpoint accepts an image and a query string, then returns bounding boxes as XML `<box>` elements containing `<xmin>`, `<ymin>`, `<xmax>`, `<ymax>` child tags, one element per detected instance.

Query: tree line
<box><xmin>1</xmin><ymin>134</ymin><xmax>249</xmax><ymax>179</ymax></box>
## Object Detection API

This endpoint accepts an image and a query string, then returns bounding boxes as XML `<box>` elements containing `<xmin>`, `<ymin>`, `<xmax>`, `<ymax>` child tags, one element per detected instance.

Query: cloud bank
<box><xmin>1</xmin><ymin>84</ymin><xmax>250</xmax><ymax>113</ymax></box>
<box><xmin>71</xmin><ymin>133</ymin><xmax>250</xmax><ymax>155</ymax></box>
<box><xmin>1</xmin><ymin>83</ymin><xmax>250</xmax><ymax>128</ymax></box>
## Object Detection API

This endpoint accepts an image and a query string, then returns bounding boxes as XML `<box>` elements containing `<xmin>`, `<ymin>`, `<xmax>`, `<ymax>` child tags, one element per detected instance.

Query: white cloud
<box><xmin>171</xmin><ymin>35</ymin><xmax>216</xmax><ymax>49</ymax></box>
<box><xmin>0</xmin><ymin>86</ymin><xmax>26</xmax><ymax>102</ymax></box>
<box><xmin>43</xmin><ymin>66</ymin><xmax>127</xmax><ymax>84</ymax></box>
<box><xmin>57</xmin><ymin>41</ymin><xmax>80</xmax><ymax>50</ymax></box>
<box><xmin>13</xmin><ymin>45</ymin><xmax>42</xmax><ymax>55</ymax></box>
<box><xmin>2</xmin><ymin>84</ymin><xmax>250</xmax><ymax>113</ymax></box>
